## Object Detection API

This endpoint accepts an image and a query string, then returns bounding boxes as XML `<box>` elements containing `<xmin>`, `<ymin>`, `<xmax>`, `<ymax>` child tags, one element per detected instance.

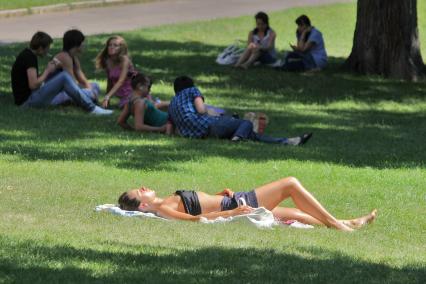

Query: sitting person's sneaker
<box><xmin>286</xmin><ymin>133</ymin><xmax>313</xmax><ymax>146</ymax></box>
<box><xmin>298</xmin><ymin>133</ymin><xmax>313</xmax><ymax>145</ymax></box>
<box><xmin>90</xmin><ymin>106</ymin><xmax>113</xmax><ymax>115</ymax></box>
<box><xmin>231</xmin><ymin>136</ymin><xmax>242</xmax><ymax>142</ymax></box>
<box><xmin>267</xmin><ymin>59</ymin><xmax>283</xmax><ymax>68</ymax></box>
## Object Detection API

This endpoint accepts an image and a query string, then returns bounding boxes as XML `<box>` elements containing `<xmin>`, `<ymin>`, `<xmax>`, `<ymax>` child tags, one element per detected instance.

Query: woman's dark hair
<box><xmin>63</xmin><ymin>29</ymin><xmax>85</xmax><ymax>51</ymax></box>
<box><xmin>174</xmin><ymin>76</ymin><xmax>194</xmax><ymax>94</ymax></box>
<box><xmin>30</xmin><ymin>31</ymin><xmax>53</xmax><ymax>50</ymax></box>
<box><xmin>255</xmin><ymin>11</ymin><xmax>269</xmax><ymax>27</ymax></box>
<box><xmin>130</xmin><ymin>73</ymin><xmax>150</xmax><ymax>90</ymax></box>
<box><xmin>118</xmin><ymin>191</ymin><xmax>140</xmax><ymax>211</ymax></box>
<box><xmin>295</xmin><ymin>15</ymin><xmax>311</xmax><ymax>27</ymax></box>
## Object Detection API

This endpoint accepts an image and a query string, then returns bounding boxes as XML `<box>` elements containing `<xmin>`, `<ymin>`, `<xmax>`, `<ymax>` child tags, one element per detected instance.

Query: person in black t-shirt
<box><xmin>10</xmin><ymin>31</ymin><xmax>112</xmax><ymax>115</ymax></box>
<box><xmin>11</xmin><ymin>32</ymin><xmax>54</xmax><ymax>106</ymax></box>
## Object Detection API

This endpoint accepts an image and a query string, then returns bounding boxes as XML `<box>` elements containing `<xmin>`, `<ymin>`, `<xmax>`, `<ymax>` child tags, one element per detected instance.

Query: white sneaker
<box><xmin>269</xmin><ymin>59</ymin><xmax>283</xmax><ymax>68</ymax></box>
<box><xmin>90</xmin><ymin>106</ymin><xmax>113</xmax><ymax>115</ymax></box>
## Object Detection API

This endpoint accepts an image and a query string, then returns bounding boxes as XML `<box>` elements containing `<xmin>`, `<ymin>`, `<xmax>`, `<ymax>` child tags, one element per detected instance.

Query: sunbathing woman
<box><xmin>117</xmin><ymin>73</ymin><xmax>170</xmax><ymax>133</ymax></box>
<box><xmin>118</xmin><ymin>176</ymin><xmax>377</xmax><ymax>231</ymax></box>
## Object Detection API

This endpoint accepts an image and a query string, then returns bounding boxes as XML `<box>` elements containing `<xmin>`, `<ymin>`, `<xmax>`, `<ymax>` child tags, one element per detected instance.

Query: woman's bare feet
<box><xmin>342</xmin><ymin>209</ymin><xmax>377</xmax><ymax>229</ymax></box>
<box><xmin>240</xmin><ymin>63</ymin><xmax>249</xmax><ymax>70</ymax></box>
<box><xmin>332</xmin><ymin>221</ymin><xmax>354</xmax><ymax>232</ymax></box>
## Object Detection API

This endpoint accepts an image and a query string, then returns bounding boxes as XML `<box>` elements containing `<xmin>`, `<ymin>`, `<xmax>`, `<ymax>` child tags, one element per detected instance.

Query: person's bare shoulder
<box><xmin>54</xmin><ymin>52</ymin><xmax>73</xmax><ymax>68</ymax></box>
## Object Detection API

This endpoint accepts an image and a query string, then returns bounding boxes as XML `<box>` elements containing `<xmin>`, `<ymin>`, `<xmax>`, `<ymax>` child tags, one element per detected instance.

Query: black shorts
<box><xmin>220</xmin><ymin>190</ymin><xmax>259</xmax><ymax>211</ymax></box>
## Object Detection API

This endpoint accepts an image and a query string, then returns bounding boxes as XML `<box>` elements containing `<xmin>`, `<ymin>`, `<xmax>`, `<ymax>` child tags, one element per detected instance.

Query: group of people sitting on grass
<box><xmin>11</xmin><ymin>20</ymin><xmax>314</xmax><ymax>145</ymax></box>
<box><xmin>234</xmin><ymin>12</ymin><xmax>327</xmax><ymax>71</ymax></box>
<box><xmin>11</xmin><ymin>29</ymin><xmax>111</xmax><ymax>114</ymax></box>
<box><xmin>9</xmin><ymin>13</ymin><xmax>377</xmax><ymax>231</ymax></box>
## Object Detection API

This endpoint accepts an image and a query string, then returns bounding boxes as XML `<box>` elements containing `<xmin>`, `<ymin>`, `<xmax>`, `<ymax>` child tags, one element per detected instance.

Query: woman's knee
<box><xmin>281</xmin><ymin>176</ymin><xmax>300</xmax><ymax>187</ymax></box>
<box><xmin>252</xmin><ymin>48</ymin><xmax>261</xmax><ymax>55</ymax></box>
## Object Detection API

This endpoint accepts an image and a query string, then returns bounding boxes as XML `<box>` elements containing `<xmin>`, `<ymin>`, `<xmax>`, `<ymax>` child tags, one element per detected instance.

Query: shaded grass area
<box><xmin>1</xmin><ymin>236</ymin><xmax>424</xmax><ymax>283</ymax></box>
<box><xmin>0</xmin><ymin>37</ymin><xmax>425</xmax><ymax>170</ymax></box>
<box><xmin>0</xmin><ymin>2</ymin><xmax>425</xmax><ymax>283</ymax></box>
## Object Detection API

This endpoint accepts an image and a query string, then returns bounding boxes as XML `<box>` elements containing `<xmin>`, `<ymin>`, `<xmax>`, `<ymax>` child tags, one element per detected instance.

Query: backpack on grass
<box><xmin>216</xmin><ymin>44</ymin><xmax>244</xmax><ymax>65</ymax></box>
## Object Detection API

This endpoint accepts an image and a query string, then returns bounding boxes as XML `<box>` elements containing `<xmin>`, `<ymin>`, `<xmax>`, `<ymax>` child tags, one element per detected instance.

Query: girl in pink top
<box><xmin>95</xmin><ymin>36</ymin><xmax>135</xmax><ymax>108</ymax></box>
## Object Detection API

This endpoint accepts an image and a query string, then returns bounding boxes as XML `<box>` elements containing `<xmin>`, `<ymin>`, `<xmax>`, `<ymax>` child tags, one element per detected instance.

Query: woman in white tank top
<box><xmin>234</xmin><ymin>12</ymin><xmax>278</xmax><ymax>69</ymax></box>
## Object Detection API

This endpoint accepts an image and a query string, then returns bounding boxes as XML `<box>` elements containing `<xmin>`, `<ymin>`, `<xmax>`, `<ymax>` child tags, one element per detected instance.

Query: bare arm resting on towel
<box><xmin>157</xmin><ymin>205</ymin><xmax>253</xmax><ymax>221</ymax></box>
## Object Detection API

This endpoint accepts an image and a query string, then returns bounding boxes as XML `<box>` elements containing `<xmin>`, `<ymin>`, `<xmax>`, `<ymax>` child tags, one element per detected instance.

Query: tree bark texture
<box><xmin>345</xmin><ymin>0</ymin><xmax>424</xmax><ymax>81</ymax></box>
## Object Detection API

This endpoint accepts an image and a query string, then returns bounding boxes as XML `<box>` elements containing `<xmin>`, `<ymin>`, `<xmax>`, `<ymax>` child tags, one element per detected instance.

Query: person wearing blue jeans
<box><xmin>208</xmin><ymin>116</ymin><xmax>300</xmax><ymax>144</ymax></box>
<box><xmin>23</xmin><ymin>71</ymin><xmax>99</xmax><ymax>110</ymax></box>
<box><xmin>280</xmin><ymin>15</ymin><xmax>327</xmax><ymax>72</ymax></box>
<box><xmin>50</xmin><ymin>81</ymin><xmax>100</xmax><ymax>106</ymax></box>
<box><xmin>168</xmin><ymin>76</ymin><xmax>312</xmax><ymax>145</ymax></box>
<box><xmin>11</xmin><ymin>31</ymin><xmax>112</xmax><ymax>115</ymax></box>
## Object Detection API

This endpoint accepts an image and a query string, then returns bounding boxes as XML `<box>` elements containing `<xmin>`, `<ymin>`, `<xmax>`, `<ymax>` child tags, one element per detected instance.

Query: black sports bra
<box><xmin>175</xmin><ymin>190</ymin><xmax>201</xmax><ymax>216</ymax></box>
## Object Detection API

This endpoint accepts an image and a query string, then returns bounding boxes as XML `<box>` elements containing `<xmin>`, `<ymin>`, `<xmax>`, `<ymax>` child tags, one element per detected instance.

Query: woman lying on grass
<box><xmin>118</xmin><ymin>177</ymin><xmax>377</xmax><ymax>231</ymax></box>
<box><xmin>117</xmin><ymin>73</ymin><xmax>170</xmax><ymax>133</ymax></box>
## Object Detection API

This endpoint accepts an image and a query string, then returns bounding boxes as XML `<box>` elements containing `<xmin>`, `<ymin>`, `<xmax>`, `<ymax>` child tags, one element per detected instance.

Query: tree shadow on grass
<box><xmin>104</xmin><ymin>36</ymin><xmax>426</xmax><ymax>105</ymax></box>
<box><xmin>0</xmin><ymin>238</ymin><xmax>424</xmax><ymax>283</ymax></box>
<box><xmin>0</xmin><ymin>37</ymin><xmax>425</xmax><ymax>170</ymax></box>
<box><xmin>2</xmin><ymin>36</ymin><xmax>425</xmax><ymax>105</ymax></box>
<box><xmin>0</xmin><ymin>94</ymin><xmax>424</xmax><ymax>170</ymax></box>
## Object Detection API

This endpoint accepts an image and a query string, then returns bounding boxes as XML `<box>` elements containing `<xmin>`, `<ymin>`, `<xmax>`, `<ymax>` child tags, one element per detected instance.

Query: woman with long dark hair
<box><xmin>118</xmin><ymin>176</ymin><xmax>377</xmax><ymax>232</ymax></box>
<box><xmin>234</xmin><ymin>12</ymin><xmax>278</xmax><ymax>69</ymax></box>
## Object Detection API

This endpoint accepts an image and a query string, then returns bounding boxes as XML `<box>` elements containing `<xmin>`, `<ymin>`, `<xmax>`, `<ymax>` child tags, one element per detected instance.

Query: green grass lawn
<box><xmin>1</xmin><ymin>2</ymin><xmax>426</xmax><ymax>283</ymax></box>
<box><xmin>0</xmin><ymin>0</ymin><xmax>154</xmax><ymax>10</ymax></box>
<box><xmin>0</xmin><ymin>0</ymin><xmax>89</xmax><ymax>10</ymax></box>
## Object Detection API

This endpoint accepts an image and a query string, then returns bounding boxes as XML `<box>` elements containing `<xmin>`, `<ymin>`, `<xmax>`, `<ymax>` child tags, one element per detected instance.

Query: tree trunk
<box><xmin>344</xmin><ymin>0</ymin><xmax>424</xmax><ymax>81</ymax></box>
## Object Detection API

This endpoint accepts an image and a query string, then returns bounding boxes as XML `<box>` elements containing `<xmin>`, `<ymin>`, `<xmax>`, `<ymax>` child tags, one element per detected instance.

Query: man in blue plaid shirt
<box><xmin>168</xmin><ymin>84</ymin><xmax>218</xmax><ymax>138</ymax></box>
<box><xmin>168</xmin><ymin>76</ymin><xmax>312</xmax><ymax>145</ymax></box>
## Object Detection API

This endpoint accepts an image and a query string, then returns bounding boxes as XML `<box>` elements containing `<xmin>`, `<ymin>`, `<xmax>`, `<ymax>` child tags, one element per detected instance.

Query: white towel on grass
<box><xmin>199</xmin><ymin>207</ymin><xmax>313</xmax><ymax>229</ymax></box>
<box><xmin>199</xmin><ymin>207</ymin><xmax>276</xmax><ymax>228</ymax></box>
<box><xmin>95</xmin><ymin>204</ymin><xmax>313</xmax><ymax>229</ymax></box>
<box><xmin>95</xmin><ymin>204</ymin><xmax>168</xmax><ymax>220</ymax></box>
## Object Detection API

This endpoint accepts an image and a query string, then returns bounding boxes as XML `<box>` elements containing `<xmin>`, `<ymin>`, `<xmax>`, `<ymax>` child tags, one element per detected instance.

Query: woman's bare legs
<box><xmin>272</xmin><ymin>207</ymin><xmax>377</xmax><ymax>229</ymax></box>
<box><xmin>272</xmin><ymin>207</ymin><xmax>325</xmax><ymax>225</ymax></box>
<box><xmin>234</xmin><ymin>48</ymin><xmax>252</xmax><ymax>67</ymax></box>
<box><xmin>255</xmin><ymin>177</ymin><xmax>355</xmax><ymax>231</ymax></box>
<box><xmin>240</xmin><ymin>48</ymin><xmax>261</xmax><ymax>69</ymax></box>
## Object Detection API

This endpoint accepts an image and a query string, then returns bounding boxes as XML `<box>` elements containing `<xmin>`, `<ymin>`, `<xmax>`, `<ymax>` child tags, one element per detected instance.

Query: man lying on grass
<box><xmin>119</xmin><ymin>176</ymin><xmax>377</xmax><ymax>231</ymax></box>
<box><xmin>168</xmin><ymin>76</ymin><xmax>312</xmax><ymax>145</ymax></box>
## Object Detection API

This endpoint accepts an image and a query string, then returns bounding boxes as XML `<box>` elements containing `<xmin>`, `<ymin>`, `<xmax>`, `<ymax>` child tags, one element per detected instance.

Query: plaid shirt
<box><xmin>168</xmin><ymin>87</ymin><xmax>217</xmax><ymax>138</ymax></box>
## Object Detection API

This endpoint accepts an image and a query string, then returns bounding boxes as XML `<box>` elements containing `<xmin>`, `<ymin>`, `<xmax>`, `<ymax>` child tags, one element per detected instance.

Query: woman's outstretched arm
<box><xmin>157</xmin><ymin>205</ymin><xmax>253</xmax><ymax>221</ymax></box>
<box><xmin>117</xmin><ymin>103</ymin><xmax>133</xmax><ymax>130</ymax></box>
